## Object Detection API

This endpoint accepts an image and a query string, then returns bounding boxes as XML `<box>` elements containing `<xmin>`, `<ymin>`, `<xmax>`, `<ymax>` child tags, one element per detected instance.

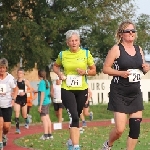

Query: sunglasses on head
<box><xmin>120</xmin><ymin>29</ymin><xmax>137</xmax><ymax>33</ymax></box>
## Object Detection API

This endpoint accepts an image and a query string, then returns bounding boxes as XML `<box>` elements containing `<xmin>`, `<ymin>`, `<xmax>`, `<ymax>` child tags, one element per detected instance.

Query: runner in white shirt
<box><xmin>53</xmin><ymin>77</ymin><xmax>64</xmax><ymax>122</ymax></box>
<box><xmin>0</xmin><ymin>58</ymin><xmax>18</xmax><ymax>150</ymax></box>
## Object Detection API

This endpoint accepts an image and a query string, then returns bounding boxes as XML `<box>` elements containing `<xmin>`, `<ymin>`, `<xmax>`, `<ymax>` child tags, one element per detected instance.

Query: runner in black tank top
<box><xmin>108</xmin><ymin>43</ymin><xmax>144</xmax><ymax>113</ymax></box>
<box><xmin>101</xmin><ymin>21</ymin><xmax>150</xmax><ymax>150</ymax></box>
<box><xmin>14</xmin><ymin>68</ymin><xmax>32</xmax><ymax>134</ymax></box>
<box><xmin>15</xmin><ymin>80</ymin><xmax>27</xmax><ymax>106</ymax></box>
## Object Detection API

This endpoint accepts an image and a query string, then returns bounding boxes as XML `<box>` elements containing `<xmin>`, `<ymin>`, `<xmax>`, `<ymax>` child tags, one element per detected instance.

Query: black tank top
<box><xmin>17</xmin><ymin>80</ymin><xmax>26</xmax><ymax>91</ymax></box>
<box><xmin>112</xmin><ymin>43</ymin><xmax>143</xmax><ymax>84</ymax></box>
<box><xmin>16</xmin><ymin>80</ymin><xmax>27</xmax><ymax>100</ymax></box>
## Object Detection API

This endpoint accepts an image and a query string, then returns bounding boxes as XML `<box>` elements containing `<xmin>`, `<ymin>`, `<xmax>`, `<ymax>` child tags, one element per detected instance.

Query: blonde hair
<box><xmin>65</xmin><ymin>30</ymin><xmax>80</xmax><ymax>41</ymax></box>
<box><xmin>115</xmin><ymin>20</ymin><xmax>137</xmax><ymax>44</ymax></box>
<box><xmin>0</xmin><ymin>58</ymin><xmax>8</xmax><ymax>68</ymax></box>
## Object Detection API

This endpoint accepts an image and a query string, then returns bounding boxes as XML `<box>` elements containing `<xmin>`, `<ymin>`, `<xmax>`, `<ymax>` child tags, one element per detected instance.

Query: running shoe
<box><xmin>2</xmin><ymin>135</ymin><xmax>7</xmax><ymax>146</ymax></box>
<box><xmin>89</xmin><ymin>111</ymin><xmax>93</xmax><ymax>121</ymax></box>
<box><xmin>0</xmin><ymin>142</ymin><xmax>3</xmax><ymax>150</ymax></box>
<box><xmin>15</xmin><ymin>129</ymin><xmax>21</xmax><ymax>134</ymax></box>
<box><xmin>39</xmin><ymin>135</ymin><xmax>49</xmax><ymax>140</ymax></box>
<box><xmin>66</xmin><ymin>139</ymin><xmax>73</xmax><ymax>150</ymax></box>
<box><xmin>101</xmin><ymin>140</ymin><xmax>112</xmax><ymax>150</ymax></box>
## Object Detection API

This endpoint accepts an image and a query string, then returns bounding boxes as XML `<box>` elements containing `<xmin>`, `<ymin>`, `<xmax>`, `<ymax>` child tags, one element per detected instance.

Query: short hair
<box><xmin>115</xmin><ymin>20</ymin><xmax>137</xmax><ymax>44</ymax></box>
<box><xmin>65</xmin><ymin>30</ymin><xmax>80</xmax><ymax>40</ymax></box>
<box><xmin>0</xmin><ymin>58</ymin><xmax>8</xmax><ymax>68</ymax></box>
<box><xmin>17</xmin><ymin>68</ymin><xmax>24</xmax><ymax>73</ymax></box>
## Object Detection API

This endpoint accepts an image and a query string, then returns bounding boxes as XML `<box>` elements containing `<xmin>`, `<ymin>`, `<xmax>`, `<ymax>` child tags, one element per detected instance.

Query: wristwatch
<box><xmin>85</xmin><ymin>70</ymin><xmax>88</xmax><ymax>75</ymax></box>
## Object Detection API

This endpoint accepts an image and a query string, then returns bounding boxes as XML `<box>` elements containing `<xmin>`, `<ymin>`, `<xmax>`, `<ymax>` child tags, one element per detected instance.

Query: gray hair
<box><xmin>0</xmin><ymin>58</ymin><xmax>8</xmax><ymax>68</ymax></box>
<box><xmin>65</xmin><ymin>30</ymin><xmax>80</xmax><ymax>40</ymax></box>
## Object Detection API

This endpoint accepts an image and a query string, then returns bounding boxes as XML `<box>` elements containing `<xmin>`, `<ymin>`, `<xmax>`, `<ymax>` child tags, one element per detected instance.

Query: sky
<box><xmin>136</xmin><ymin>0</ymin><xmax>150</xmax><ymax>16</ymax></box>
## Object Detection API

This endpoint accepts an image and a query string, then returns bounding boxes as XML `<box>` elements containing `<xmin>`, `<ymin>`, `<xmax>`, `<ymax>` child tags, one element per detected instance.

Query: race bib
<box><xmin>18</xmin><ymin>89</ymin><xmax>24</xmax><ymax>95</ymax></box>
<box><xmin>0</xmin><ymin>84</ymin><xmax>6</xmax><ymax>94</ymax></box>
<box><xmin>66</xmin><ymin>75</ymin><xmax>82</xmax><ymax>87</ymax></box>
<box><xmin>53</xmin><ymin>98</ymin><xmax>62</xmax><ymax>103</ymax></box>
<box><xmin>128</xmin><ymin>69</ymin><xmax>144</xmax><ymax>82</ymax></box>
<box><xmin>27</xmin><ymin>93</ymin><xmax>31</xmax><ymax>97</ymax></box>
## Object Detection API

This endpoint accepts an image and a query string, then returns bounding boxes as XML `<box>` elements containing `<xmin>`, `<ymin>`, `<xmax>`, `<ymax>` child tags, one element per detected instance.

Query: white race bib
<box><xmin>0</xmin><ymin>84</ymin><xmax>6</xmax><ymax>94</ymax></box>
<box><xmin>66</xmin><ymin>75</ymin><xmax>82</xmax><ymax>87</ymax></box>
<box><xmin>128</xmin><ymin>69</ymin><xmax>144</xmax><ymax>82</ymax></box>
<box><xmin>18</xmin><ymin>89</ymin><xmax>24</xmax><ymax>95</ymax></box>
<box><xmin>53</xmin><ymin>98</ymin><xmax>62</xmax><ymax>103</ymax></box>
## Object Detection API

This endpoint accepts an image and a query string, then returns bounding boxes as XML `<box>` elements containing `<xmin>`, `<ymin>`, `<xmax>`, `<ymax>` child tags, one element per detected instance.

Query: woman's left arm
<box><xmin>86</xmin><ymin>65</ymin><xmax>96</xmax><ymax>76</ymax></box>
<box><xmin>76</xmin><ymin>51</ymin><xmax>96</xmax><ymax>76</ymax></box>
<box><xmin>139</xmin><ymin>46</ymin><xmax>150</xmax><ymax>73</ymax></box>
<box><xmin>25</xmin><ymin>80</ymin><xmax>32</xmax><ymax>90</ymax></box>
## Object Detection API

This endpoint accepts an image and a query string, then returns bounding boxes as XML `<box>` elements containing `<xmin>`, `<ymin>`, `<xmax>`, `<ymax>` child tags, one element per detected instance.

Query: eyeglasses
<box><xmin>120</xmin><ymin>29</ymin><xmax>137</xmax><ymax>33</ymax></box>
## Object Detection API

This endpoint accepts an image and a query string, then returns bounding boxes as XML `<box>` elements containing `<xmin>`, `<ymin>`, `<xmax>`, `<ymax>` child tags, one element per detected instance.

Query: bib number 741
<box><xmin>66</xmin><ymin>75</ymin><xmax>82</xmax><ymax>87</ymax></box>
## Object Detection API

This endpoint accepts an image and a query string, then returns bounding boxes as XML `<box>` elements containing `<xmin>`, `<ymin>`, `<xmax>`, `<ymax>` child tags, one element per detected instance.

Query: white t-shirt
<box><xmin>0</xmin><ymin>73</ymin><xmax>17</xmax><ymax>108</ymax></box>
<box><xmin>53</xmin><ymin>84</ymin><xmax>62</xmax><ymax>103</ymax></box>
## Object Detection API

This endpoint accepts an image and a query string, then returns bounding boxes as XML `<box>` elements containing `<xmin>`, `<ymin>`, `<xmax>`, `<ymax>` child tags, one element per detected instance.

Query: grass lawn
<box><xmin>14</xmin><ymin>102</ymin><xmax>150</xmax><ymax>150</ymax></box>
<box><xmin>15</xmin><ymin>123</ymin><xmax>150</xmax><ymax>150</ymax></box>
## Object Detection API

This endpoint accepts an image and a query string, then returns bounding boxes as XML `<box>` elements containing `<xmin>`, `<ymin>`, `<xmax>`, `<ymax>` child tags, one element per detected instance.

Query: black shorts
<box><xmin>53</xmin><ymin>103</ymin><xmax>64</xmax><ymax>111</ymax></box>
<box><xmin>15</xmin><ymin>95</ymin><xmax>27</xmax><ymax>107</ymax></box>
<box><xmin>84</xmin><ymin>101</ymin><xmax>89</xmax><ymax>108</ymax></box>
<box><xmin>0</xmin><ymin>108</ymin><xmax>2</xmax><ymax>117</ymax></box>
<box><xmin>1</xmin><ymin>107</ymin><xmax>12</xmax><ymax>122</ymax></box>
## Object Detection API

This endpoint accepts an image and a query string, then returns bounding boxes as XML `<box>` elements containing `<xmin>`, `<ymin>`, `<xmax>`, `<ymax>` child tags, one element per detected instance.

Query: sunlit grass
<box><xmin>15</xmin><ymin>122</ymin><xmax>150</xmax><ymax>150</ymax></box>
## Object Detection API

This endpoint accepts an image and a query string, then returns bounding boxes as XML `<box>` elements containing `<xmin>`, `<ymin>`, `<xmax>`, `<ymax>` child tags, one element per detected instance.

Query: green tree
<box><xmin>136</xmin><ymin>14</ymin><xmax>150</xmax><ymax>51</ymax></box>
<box><xmin>1</xmin><ymin>0</ymin><xmax>147</xmax><ymax>73</ymax></box>
<box><xmin>0</xmin><ymin>0</ymin><xmax>53</xmax><ymax>70</ymax></box>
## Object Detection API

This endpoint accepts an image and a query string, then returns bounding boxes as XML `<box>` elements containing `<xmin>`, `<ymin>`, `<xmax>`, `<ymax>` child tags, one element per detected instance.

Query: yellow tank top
<box><xmin>55</xmin><ymin>48</ymin><xmax>94</xmax><ymax>90</ymax></box>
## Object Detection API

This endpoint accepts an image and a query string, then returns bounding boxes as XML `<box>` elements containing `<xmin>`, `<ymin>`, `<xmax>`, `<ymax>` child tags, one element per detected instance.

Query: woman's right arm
<box><xmin>53</xmin><ymin>63</ymin><xmax>61</xmax><ymax>77</ymax></box>
<box><xmin>50</xmin><ymin>84</ymin><xmax>54</xmax><ymax>99</ymax></box>
<box><xmin>102</xmin><ymin>45</ymin><xmax>130</xmax><ymax>78</ymax></box>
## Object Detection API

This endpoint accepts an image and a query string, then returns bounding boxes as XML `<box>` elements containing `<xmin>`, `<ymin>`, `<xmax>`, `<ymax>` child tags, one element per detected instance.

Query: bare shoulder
<box><xmin>138</xmin><ymin>46</ymin><xmax>143</xmax><ymax>52</ymax></box>
<box><xmin>138</xmin><ymin>45</ymin><xmax>144</xmax><ymax>55</ymax></box>
<box><xmin>111</xmin><ymin>44</ymin><xmax>119</xmax><ymax>52</ymax></box>
<box><xmin>25</xmin><ymin>79</ymin><xmax>30</xmax><ymax>85</ymax></box>
<box><xmin>108</xmin><ymin>44</ymin><xmax>120</xmax><ymax>58</ymax></box>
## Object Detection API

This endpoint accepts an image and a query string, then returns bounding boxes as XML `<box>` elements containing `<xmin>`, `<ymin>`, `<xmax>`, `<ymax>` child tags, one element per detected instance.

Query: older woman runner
<box><xmin>53</xmin><ymin>30</ymin><xmax>96</xmax><ymax>150</ymax></box>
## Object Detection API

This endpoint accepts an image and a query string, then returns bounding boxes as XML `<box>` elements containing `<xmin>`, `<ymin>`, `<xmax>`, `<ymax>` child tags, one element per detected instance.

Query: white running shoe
<box><xmin>25</xmin><ymin>123</ymin><xmax>29</xmax><ymax>129</ymax></box>
<box><xmin>89</xmin><ymin>111</ymin><xmax>93</xmax><ymax>121</ymax></box>
<box><xmin>39</xmin><ymin>135</ymin><xmax>49</xmax><ymax>140</ymax></box>
<box><xmin>49</xmin><ymin>135</ymin><xmax>53</xmax><ymax>139</ymax></box>
<box><xmin>101</xmin><ymin>140</ymin><xmax>112</xmax><ymax>150</ymax></box>
<box><xmin>0</xmin><ymin>142</ymin><xmax>3</xmax><ymax>150</ymax></box>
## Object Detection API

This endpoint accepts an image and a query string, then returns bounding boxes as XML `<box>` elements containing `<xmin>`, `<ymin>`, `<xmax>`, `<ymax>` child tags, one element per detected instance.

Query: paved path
<box><xmin>5</xmin><ymin>119</ymin><xmax>150</xmax><ymax>150</ymax></box>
